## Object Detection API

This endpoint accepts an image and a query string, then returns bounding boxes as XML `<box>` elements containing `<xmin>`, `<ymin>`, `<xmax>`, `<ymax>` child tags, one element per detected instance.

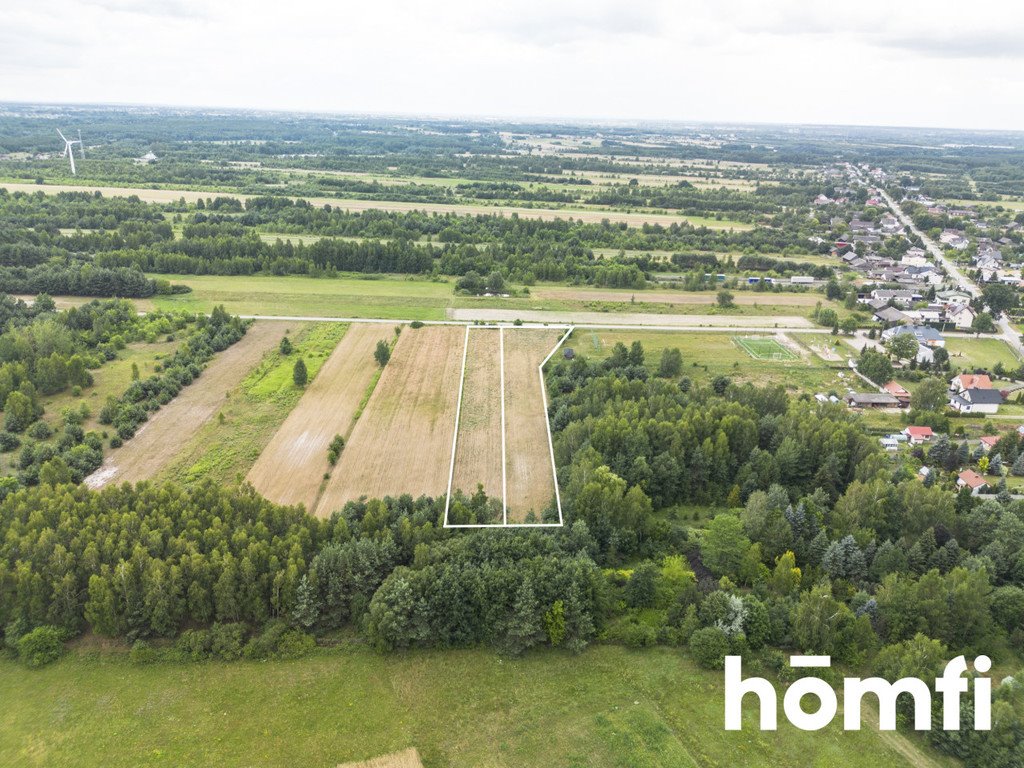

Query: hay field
<box><xmin>450</xmin><ymin>328</ymin><xmax>504</xmax><ymax>502</ymax></box>
<box><xmin>247</xmin><ymin>324</ymin><xmax>393</xmax><ymax>509</ymax></box>
<box><xmin>84</xmin><ymin>320</ymin><xmax>290</xmax><ymax>488</ymax></box>
<box><xmin>531</xmin><ymin>286</ymin><xmax>822</xmax><ymax>307</ymax></box>
<box><xmin>503</xmin><ymin>329</ymin><xmax>563</xmax><ymax>522</ymax></box>
<box><xmin>315</xmin><ymin>326</ymin><xmax>463</xmax><ymax>516</ymax></box>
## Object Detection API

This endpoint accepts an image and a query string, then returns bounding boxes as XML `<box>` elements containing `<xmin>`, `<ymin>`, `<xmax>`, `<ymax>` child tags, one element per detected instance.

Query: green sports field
<box><xmin>733</xmin><ymin>336</ymin><xmax>798</xmax><ymax>360</ymax></box>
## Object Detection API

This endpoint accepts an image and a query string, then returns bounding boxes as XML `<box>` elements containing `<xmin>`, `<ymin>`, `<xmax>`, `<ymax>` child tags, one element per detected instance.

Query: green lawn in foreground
<box><xmin>146</xmin><ymin>274</ymin><xmax>455</xmax><ymax>320</ymax></box>
<box><xmin>0</xmin><ymin>645</ymin><xmax>950</xmax><ymax>768</ymax></box>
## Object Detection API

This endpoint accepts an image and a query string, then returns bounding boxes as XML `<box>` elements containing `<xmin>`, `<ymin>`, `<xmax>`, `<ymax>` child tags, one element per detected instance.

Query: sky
<box><xmin>3</xmin><ymin>0</ymin><xmax>1024</xmax><ymax>130</ymax></box>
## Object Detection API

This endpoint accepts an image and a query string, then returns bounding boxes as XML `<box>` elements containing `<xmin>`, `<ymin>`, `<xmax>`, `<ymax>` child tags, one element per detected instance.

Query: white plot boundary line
<box><xmin>442</xmin><ymin>325</ymin><xmax>471</xmax><ymax>528</ymax></box>
<box><xmin>500</xmin><ymin>327</ymin><xmax>508</xmax><ymax>525</ymax></box>
<box><xmin>445</xmin><ymin>324</ymin><xmax>572</xmax><ymax>529</ymax></box>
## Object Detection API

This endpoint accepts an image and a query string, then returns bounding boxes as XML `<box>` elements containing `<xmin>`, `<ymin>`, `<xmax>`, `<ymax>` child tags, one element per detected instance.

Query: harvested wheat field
<box><xmin>337</xmin><ymin>748</ymin><xmax>423</xmax><ymax>768</ymax></box>
<box><xmin>84</xmin><ymin>320</ymin><xmax>290</xmax><ymax>488</ymax></box>
<box><xmin>503</xmin><ymin>328</ymin><xmax>563</xmax><ymax>522</ymax></box>
<box><xmin>247</xmin><ymin>324</ymin><xmax>394</xmax><ymax>509</ymax></box>
<box><xmin>450</xmin><ymin>328</ymin><xmax>504</xmax><ymax>502</ymax></box>
<box><xmin>315</xmin><ymin>326</ymin><xmax>464</xmax><ymax>516</ymax></box>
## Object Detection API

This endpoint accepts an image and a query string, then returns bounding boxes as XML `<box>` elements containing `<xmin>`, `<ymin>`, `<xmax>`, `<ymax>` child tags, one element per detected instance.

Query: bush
<box><xmin>16</xmin><ymin>625</ymin><xmax>65</xmax><ymax>668</ymax></box>
<box><xmin>243</xmin><ymin>622</ymin><xmax>317</xmax><ymax>660</ymax></box>
<box><xmin>176</xmin><ymin>628</ymin><xmax>212</xmax><ymax>661</ymax></box>
<box><xmin>0</xmin><ymin>432</ymin><xmax>20</xmax><ymax>452</ymax></box>
<box><xmin>210</xmin><ymin>622</ymin><xmax>246</xmax><ymax>661</ymax></box>
<box><xmin>409</xmin><ymin>320</ymin><xmax>424</xmax><ymax>329</ymax></box>
<box><xmin>27</xmin><ymin>421</ymin><xmax>52</xmax><ymax>440</ymax></box>
<box><xmin>689</xmin><ymin>626</ymin><xmax>730</xmax><ymax>670</ymax></box>
<box><xmin>129</xmin><ymin>639</ymin><xmax>161</xmax><ymax>665</ymax></box>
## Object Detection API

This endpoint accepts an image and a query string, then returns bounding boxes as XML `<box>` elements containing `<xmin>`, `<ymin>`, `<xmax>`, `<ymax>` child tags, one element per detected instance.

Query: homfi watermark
<box><xmin>724</xmin><ymin>654</ymin><xmax>991</xmax><ymax>731</ymax></box>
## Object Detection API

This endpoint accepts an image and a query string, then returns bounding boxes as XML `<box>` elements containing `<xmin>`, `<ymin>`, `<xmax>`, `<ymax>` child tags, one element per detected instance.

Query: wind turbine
<box><xmin>57</xmin><ymin>129</ymin><xmax>83</xmax><ymax>175</ymax></box>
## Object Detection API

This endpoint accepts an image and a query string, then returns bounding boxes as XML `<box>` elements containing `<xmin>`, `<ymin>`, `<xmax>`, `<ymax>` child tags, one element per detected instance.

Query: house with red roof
<box><xmin>950</xmin><ymin>373</ymin><xmax>992</xmax><ymax>394</ymax></box>
<box><xmin>902</xmin><ymin>426</ymin><xmax>934</xmax><ymax>445</ymax></box>
<box><xmin>957</xmin><ymin>470</ymin><xmax>989</xmax><ymax>495</ymax></box>
<box><xmin>979</xmin><ymin>435</ymin><xmax>1001</xmax><ymax>453</ymax></box>
<box><xmin>883</xmin><ymin>381</ymin><xmax>911</xmax><ymax>407</ymax></box>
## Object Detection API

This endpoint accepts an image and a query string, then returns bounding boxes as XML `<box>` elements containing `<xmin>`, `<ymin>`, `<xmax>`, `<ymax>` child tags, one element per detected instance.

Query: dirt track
<box><xmin>247</xmin><ymin>324</ymin><xmax>393</xmax><ymax>509</ymax></box>
<box><xmin>314</xmin><ymin>326</ymin><xmax>463</xmax><ymax>517</ymax></box>
<box><xmin>84</xmin><ymin>320</ymin><xmax>289</xmax><ymax>488</ymax></box>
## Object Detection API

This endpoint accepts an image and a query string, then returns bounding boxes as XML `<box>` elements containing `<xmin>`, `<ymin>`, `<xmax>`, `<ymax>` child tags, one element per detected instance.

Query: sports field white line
<box><xmin>443</xmin><ymin>325</ymin><xmax>471</xmax><ymax>527</ymax></box>
<box><xmin>500</xmin><ymin>327</ymin><xmax>508</xmax><ymax>525</ymax></box>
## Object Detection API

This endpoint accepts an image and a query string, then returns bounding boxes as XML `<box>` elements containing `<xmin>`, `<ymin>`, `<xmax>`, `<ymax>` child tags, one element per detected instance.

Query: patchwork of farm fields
<box><xmin>316</xmin><ymin>326</ymin><xmax>464</xmax><ymax>515</ymax></box>
<box><xmin>248</xmin><ymin>323</ymin><xmax>395</xmax><ymax>509</ymax></box>
<box><xmin>447</xmin><ymin>327</ymin><xmax>564</xmax><ymax>524</ymax></box>
<box><xmin>85</xmin><ymin>320</ymin><xmax>291</xmax><ymax>488</ymax></box>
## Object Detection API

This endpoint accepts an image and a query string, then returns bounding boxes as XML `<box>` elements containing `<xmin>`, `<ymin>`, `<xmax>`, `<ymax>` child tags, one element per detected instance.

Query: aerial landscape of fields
<box><xmin>3</xmin><ymin>2</ymin><xmax>1024</xmax><ymax>766</ymax></box>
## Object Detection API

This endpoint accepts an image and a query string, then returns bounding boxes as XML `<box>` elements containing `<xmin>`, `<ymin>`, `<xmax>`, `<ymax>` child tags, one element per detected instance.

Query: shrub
<box><xmin>243</xmin><ymin>622</ymin><xmax>316</xmax><ymax>660</ymax></box>
<box><xmin>27</xmin><ymin>421</ymin><xmax>52</xmax><ymax>440</ymax></box>
<box><xmin>210</xmin><ymin>622</ymin><xmax>246</xmax><ymax>661</ymax></box>
<box><xmin>16</xmin><ymin>625</ymin><xmax>65</xmax><ymax>668</ymax></box>
<box><xmin>129</xmin><ymin>640</ymin><xmax>160</xmax><ymax>665</ymax></box>
<box><xmin>176</xmin><ymin>628</ymin><xmax>212</xmax><ymax>661</ymax></box>
<box><xmin>0</xmin><ymin>432</ymin><xmax>20</xmax><ymax>452</ymax></box>
<box><xmin>689</xmin><ymin>626</ymin><xmax>730</xmax><ymax>670</ymax></box>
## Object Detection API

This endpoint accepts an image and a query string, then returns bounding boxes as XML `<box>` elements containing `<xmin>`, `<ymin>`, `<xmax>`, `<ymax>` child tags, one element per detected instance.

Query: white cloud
<box><xmin>1</xmin><ymin>0</ymin><xmax>1022</xmax><ymax>129</ymax></box>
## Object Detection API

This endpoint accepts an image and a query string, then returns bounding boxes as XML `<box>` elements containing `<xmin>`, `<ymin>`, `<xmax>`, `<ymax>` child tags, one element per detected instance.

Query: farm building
<box><xmin>883</xmin><ymin>381</ymin><xmax>911</xmax><ymax>407</ymax></box>
<box><xmin>845</xmin><ymin>392</ymin><xmax>900</xmax><ymax>408</ymax></box>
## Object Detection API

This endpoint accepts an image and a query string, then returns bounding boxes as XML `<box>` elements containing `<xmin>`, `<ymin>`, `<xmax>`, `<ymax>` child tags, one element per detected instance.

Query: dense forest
<box><xmin>1</xmin><ymin>340</ymin><xmax>1022</xmax><ymax>765</ymax></box>
<box><xmin>0</xmin><ymin>190</ymin><xmax>828</xmax><ymax>291</ymax></box>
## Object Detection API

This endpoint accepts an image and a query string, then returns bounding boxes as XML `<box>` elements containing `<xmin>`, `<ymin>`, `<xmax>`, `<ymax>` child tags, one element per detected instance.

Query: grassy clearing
<box><xmin>154</xmin><ymin>322</ymin><xmax>343</xmax><ymax>486</ymax></box>
<box><xmin>944</xmin><ymin>337</ymin><xmax>1020</xmax><ymax>369</ymax></box>
<box><xmin>573</xmin><ymin>330</ymin><xmax>846</xmax><ymax>392</ymax></box>
<box><xmin>0</xmin><ymin>644</ymin><xmax>949</xmax><ymax>768</ymax></box>
<box><xmin>146</xmin><ymin>274</ymin><xmax>454</xmax><ymax>320</ymax></box>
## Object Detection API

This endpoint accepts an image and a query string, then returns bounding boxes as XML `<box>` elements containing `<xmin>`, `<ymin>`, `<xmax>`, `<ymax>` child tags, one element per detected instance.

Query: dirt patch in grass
<box><xmin>247</xmin><ymin>324</ymin><xmax>394</xmax><ymax>509</ymax></box>
<box><xmin>337</xmin><ymin>748</ymin><xmax>423</xmax><ymax>768</ymax></box>
<box><xmin>315</xmin><ymin>326</ymin><xmax>464</xmax><ymax>517</ymax></box>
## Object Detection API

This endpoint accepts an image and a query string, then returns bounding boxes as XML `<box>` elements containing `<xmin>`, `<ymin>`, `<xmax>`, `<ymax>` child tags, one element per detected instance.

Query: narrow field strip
<box><xmin>84</xmin><ymin>320</ymin><xmax>291</xmax><ymax>488</ymax></box>
<box><xmin>247</xmin><ymin>324</ymin><xmax>394</xmax><ymax>509</ymax></box>
<box><xmin>315</xmin><ymin>326</ymin><xmax>464</xmax><ymax>517</ymax></box>
<box><xmin>449</xmin><ymin>328</ymin><xmax>505</xmax><ymax>512</ymax></box>
<box><xmin>503</xmin><ymin>329</ymin><xmax>565</xmax><ymax>523</ymax></box>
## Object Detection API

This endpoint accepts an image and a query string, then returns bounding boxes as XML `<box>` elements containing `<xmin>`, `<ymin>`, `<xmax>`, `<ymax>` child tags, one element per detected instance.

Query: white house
<box><xmin>946</xmin><ymin>304</ymin><xmax>977</xmax><ymax>330</ymax></box>
<box><xmin>950</xmin><ymin>388</ymin><xmax>1003</xmax><ymax>414</ymax></box>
